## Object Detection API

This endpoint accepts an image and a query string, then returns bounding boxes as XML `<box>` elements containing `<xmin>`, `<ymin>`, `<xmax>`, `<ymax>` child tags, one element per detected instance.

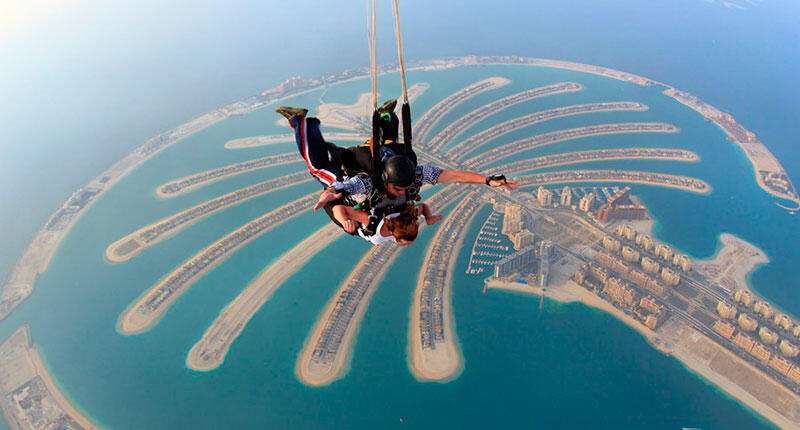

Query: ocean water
<box><xmin>0</xmin><ymin>63</ymin><xmax>793</xmax><ymax>429</ymax></box>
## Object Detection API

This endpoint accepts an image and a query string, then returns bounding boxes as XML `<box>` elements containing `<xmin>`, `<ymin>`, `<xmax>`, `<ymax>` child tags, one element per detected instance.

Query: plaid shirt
<box><xmin>338</xmin><ymin>165</ymin><xmax>443</xmax><ymax>207</ymax></box>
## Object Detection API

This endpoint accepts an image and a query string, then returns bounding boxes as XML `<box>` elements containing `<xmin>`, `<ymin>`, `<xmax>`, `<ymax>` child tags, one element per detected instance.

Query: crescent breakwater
<box><xmin>117</xmin><ymin>192</ymin><xmax>319</xmax><ymax>335</ymax></box>
<box><xmin>662</xmin><ymin>88</ymin><xmax>800</xmax><ymax>210</ymax></box>
<box><xmin>296</xmin><ymin>185</ymin><xmax>469</xmax><ymax>386</ymax></box>
<box><xmin>107</xmin><ymin>172</ymin><xmax>312</xmax><ymax>263</ymax></box>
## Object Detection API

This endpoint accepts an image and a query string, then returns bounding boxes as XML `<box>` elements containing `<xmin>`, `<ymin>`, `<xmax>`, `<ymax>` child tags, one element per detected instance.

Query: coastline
<box><xmin>486</xmin><ymin>220</ymin><xmax>800</xmax><ymax>430</ymax></box>
<box><xmin>487</xmin><ymin>276</ymin><xmax>800</xmax><ymax>429</ymax></box>
<box><xmin>29</xmin><ymin>347</ymin><xmax>101</xmax><ymax>430</ymax></box>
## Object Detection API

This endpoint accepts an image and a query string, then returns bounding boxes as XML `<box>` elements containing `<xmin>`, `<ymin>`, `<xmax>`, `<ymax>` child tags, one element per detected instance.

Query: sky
<box><xmin>0</xmin><ymin>0</ymin><xmax>799</xmax><ymax>279</ymax></box>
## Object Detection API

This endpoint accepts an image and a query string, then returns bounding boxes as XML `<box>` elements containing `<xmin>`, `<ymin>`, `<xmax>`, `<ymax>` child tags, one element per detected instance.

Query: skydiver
<box><xmin>275</xmin><ymin>103</ymin><xmax>517</xmax><ymax>233</ymax></box>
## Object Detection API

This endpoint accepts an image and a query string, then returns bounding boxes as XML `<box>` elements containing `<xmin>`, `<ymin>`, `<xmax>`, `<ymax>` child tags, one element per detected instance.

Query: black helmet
<box><xmin>382</xmin><ymin>155</ymin><xmax>416</xmax><ymax>188</ymax></box>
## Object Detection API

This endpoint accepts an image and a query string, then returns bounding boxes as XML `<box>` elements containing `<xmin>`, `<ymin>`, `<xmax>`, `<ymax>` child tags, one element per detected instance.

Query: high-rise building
<box><xmin>641</xmin><ymin>256</ymin><xmax>661</xmax><ymax>275</ymax></box>
<box><xmin>560</xmin><ymin>186</ymin><xmax>572</xmax><ymax>207</ymax></box>
<box><xmin>716</xmin><ymin>301</ymin><xmax>737</xmax><ymax>319</ymax></box>
<box><xmin>754</xmin><ymin>301</ymin><xmax>773</xmax><ymax>320</ymax></box>
<box><xmin>673</xmin><ymin>254</ymin><xmax>692</xmax><ymax>272</ymax></box>
<box><xmin>494</xmin><ymin>245</ymin><xmax>537</xmax><ymax>278</ymax></box>
<box><xmin>714</xmin><ymin>320</ymin><xmax>736</xmax><ymax>338</ymax></box>
<box><xmin>621</xmin><ymin>246</ymin><xmax>640</xmax><ymax>263</ymax></box>
<box><xmin>537</xmin><ymin>186</ymin><xmax>553</xmax><ymax>207</ymax></box>
<box><xmin>759</xmin><ymin>327</ymin><xmax>779</xmax><ymax>345</ymax></box>
<box><xmin>595</xmin><ymin>186</ymin><xmax>646</xmax><ymax>222</ymax></box>
<box><xmin>738</xmin><ymin>313</ymin><xmax>758</xmax><ymax>332</ymax></box>
<box><xmin>512</xmin><ymin>230</ymin><xmax>535</xmax><ymax>250</ymax></box>
<box><xmin>578</xmin><ymin>193</ymin><xmax>595</xmax><ymax>213</ymax></box>
<box><xmin>602</xmin><ymin>235</ymin><xmax>622</xmax><ymax>253</ymax></box>
<box><xmin>597</xmin><ymin>203</ymin><xmax>613</xmax><ymax>223</ymax></box>
<box><xmin>734</xmin><ymin>289</ymin><xmax>754</xmax><ymax>307</ymax></box>
<box><xmin>660</xmin><ymin>267</ymin><xmax>680</xmax><ymax>287</ymax></box>
<box><xmin>635</xmin><ymin>233</ymin><xmax>654</xmax><ymax>251</ymax></box>
<box><xmin>539</xmin><ymin>240</ymin><xmax>552</xmax><ymax>286</ymax></box>
<box><xmin>655</xmin><ymin>244</ymin><xmax>674</xmax><ymax>262</ymax></box>
<box><xmin>502</xmin><ymin>205</ymin><xmax>523</xmax><ymax>236</ymax></box>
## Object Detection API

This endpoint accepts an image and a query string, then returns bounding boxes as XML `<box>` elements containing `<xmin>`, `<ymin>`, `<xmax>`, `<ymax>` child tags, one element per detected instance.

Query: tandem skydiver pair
<box><xmin>276</xmin><ymin>101</ymin><xmax>517</xmax><ymax>247</ymax></box>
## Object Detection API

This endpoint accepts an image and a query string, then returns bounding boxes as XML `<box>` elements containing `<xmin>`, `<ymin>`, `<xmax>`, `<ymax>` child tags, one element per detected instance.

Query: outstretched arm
<box><xmin>416</xmin><ymin>203</ymin><xmax>442</xmax><ymax>226</ymax></box>
<box><xmin>331</xmin><ymin>205</ymin><xmax>370</xmax><ymax>234</ymax></box>
<box><xmin>438</xmin><ymin>170</ymin><xmax>518</xmax><ymax>190</ymax></box>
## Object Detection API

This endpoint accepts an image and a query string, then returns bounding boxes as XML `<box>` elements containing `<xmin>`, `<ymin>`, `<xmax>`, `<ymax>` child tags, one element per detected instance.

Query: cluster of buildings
<box><xmin>159</xmin><ymin>153</ymin><xmax>300</xmax><ymax>195</ymax></box>
<box><xmin>0</xmin><ymin>327</ymin><xmax>91</xmax><ymax>430</ymax></box>
<box><xmin>137</xmin><ymin>194</ymin><xmax>316</xmax><ymax>315</ymax></box>
<box><xmin>45</xmin><ymin>187</ymin><xmax>102</xmax><ymax>231</ymax></box>
<box><xmin>501</xmin><ymin>203</ymin><xmax>535</xmax><ymax>250</ymax></box>
<box><xmin>612</xmin><ymin>224</ymin><xmax>692</xmax><ymax>273</ymax></box>
<box><xmin>713</xmin><ymin>290</ymin><xmax>800</xmax><ymax>386</ymax></box>
<box><xmin>452</xmin><ymin>90</ymin><xmax>632</xmax><ymax>158</ymax></box>
<box><xmin>573</xmin><ymin>263</ymin><xmax>667</xmax><ymax>329</ymax></box>
<box><xmin>466</xmin><ymin>211</ymin><xmax>505</xmax><ymax>275</ymax></box>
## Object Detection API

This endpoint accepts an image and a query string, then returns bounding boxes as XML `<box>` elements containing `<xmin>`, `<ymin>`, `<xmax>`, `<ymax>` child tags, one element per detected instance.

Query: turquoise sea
<box><xmin>2</xmin><ymin>63</ymin><xmax>797</xmax><ymax>429</ymax></box>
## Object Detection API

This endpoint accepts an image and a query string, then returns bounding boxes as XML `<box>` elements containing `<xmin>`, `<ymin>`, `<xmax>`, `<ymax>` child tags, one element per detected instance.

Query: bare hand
<box><xmin>489</xmin><ymin>177</ymin><xmax>518</xmax><ymax>190</ymax></box>
<box><xmin>426</xmin><ymin>214</ymin><xmax>443</xmax><ymax>226</ymax></box>
<box><xmin>314</xmin><ymin>187</ymin><xmax>342</xmax><ymax>211</ymax></box>
<box><xmin>342</xmin><ymin>219</ymin><xmax>358</xmax><ymax>234</ymax></box>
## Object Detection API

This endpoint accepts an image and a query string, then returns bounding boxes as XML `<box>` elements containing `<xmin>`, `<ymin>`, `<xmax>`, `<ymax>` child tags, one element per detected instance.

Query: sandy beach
<box><xmin>29</xmin><ymin>347</ymin><xmax>101</xmax><ymax>429</ymax></box>
<box><xmin>187</xmin><ymin>224</ymin><xmax>343</xmax><ymax>371</ymax></box>
<box><xmin>695</xmin><ymin>233</ymin><xmax>769</xmax><ymax>293</ymax></box>
<box><xmin>296</xmin><ymin>244</ymin><xmax>403</xmax><ymax>386</ymax></box>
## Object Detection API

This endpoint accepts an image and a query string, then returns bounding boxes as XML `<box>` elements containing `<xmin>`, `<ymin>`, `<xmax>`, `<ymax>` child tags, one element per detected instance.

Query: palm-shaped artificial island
<box><xmin>2</xmin><ymin>57</ymin><xmax>800</xmax><ymax>429</ymax></box>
